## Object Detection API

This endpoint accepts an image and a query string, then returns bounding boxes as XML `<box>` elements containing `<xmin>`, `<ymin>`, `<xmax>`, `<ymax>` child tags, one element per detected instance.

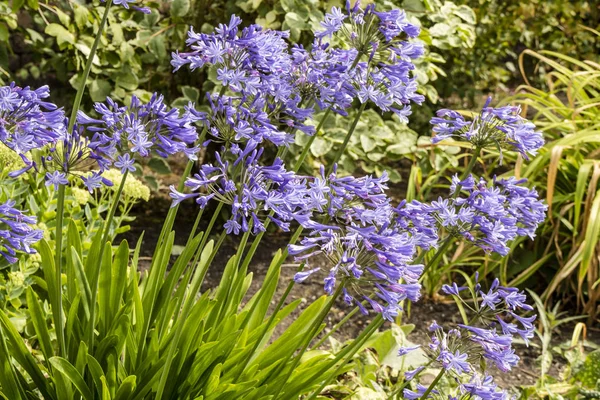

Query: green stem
<box><xmin>306</xmin><ymin>314</ymin><xmax>384</xmax><ymax>400</ymax></box>
<box><xmin>185</xmin><ymin>207</ymin><xmax>204</xmax><ymax>247</ymax></box>
<box><xmin>54</xmin><ymin>184</ymin><xmax>66</xmax><ymax>358</ymax></box>
<box><xmin>386</xmin><ymin>361</ymin><xmax>433</xmax><ymax>400</ymax></box>
<box><xmin>310</xmin><ymin>297</ymin><xmax>370</xmax><ymax>350</ymax></box>
<box><xmin>415</xmin><ymin>146</ymin><xmax>482</xmax><ymax>275</ymax></box>
<box><xmin>419</xmin><ymin>369</ymin><xmax>444</xmax><ymax>400</ymax></box>
<box><xmin>198</xmin><ymin>202</ymin><xmax>223</xmax><ymax>251</ymax></box>
<box><xmin>153</xmin><ymin>85</ymin><xmax>228</xmax><ymax>252</ymax></box>
<box><xmin>460</xmin><ymin>147</ymin><xmax>481</xmax><ymax>181</ymax></box>
<box><xmin>86</xmin><ymin>170</ymin><xmax>129</xmax><ymax>348</ymax></box>
<box><xmin>294</xmin><ymin>109</ymin><xmax>332</xmax><ymax>172</ymax></box>
<box><xmin>270</xmin><ymin>282</ymin><xmax>345</xmax><ymax>399</ymax></box>
<box><xmin>328</xmin><ymin>101</ymin><xmax>367</xmax><ymax>174</ymax></box>
<box><xmin>422</xmin><ymin>236</ymin><xmax>453</xmax><ymax>276</ymax></box>
<box><xmin>54</xmin><ymin>0</ymin><xmax>113</xmax><ymax>361</ymax></box>
<box><xmin>67</xmin><ymin>0</ymin><xmax>113</xmax><ymax>133</ymax></box>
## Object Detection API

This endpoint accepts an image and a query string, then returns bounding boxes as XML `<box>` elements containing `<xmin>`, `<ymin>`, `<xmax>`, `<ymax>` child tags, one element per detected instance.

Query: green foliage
<box><xmin>0</xmin><ymin>157</ymin><xmax>148</xmax><ymax>332</ymax></box>
<box><xmin>1</xmin><ymin>0</ymin><xmax>190</xmax><ymax>108</ymax></box>
<box><xmin>292</xmin><ymin>109</ymin><xmax>461</xmax><ymax>184</ymax></box>
<box><xmin>502</xmin><ymin>48</ymin><xmax>600</xmax><ymax>317</ymax></box>
<box><xmin>0</xmin><ymin>214</ymin><xmax>385</xmax><ymax>399</ymax></box>
<box><xmin>434</xmin><ymin>0</ymin><xmax>600</xmax><ymax>103</ymax></box>
<box><xmin>516</xmin><ymin>294</ymin><xmax>599</xmax><ymax>399</ymax></box>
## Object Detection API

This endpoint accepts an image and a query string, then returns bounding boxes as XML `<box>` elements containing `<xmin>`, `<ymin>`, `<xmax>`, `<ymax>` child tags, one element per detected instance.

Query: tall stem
<box><xmin>53</xmin><ymin>184</ymin><xmax>66</xmax><ymax>357</ymax></box>
<box><xmin>415</xmin><ymin>146</ymin><xmax>482</xmax><ymax>274</ymax></box>
<box><xmin>419</xmin><ymin>369</ymin><xmax>444</xmax><ymax>399</ymax></box>
<box><xmin>67</xmin><ymin>0</ymin><xmax>113</xmax><ymax>132</ymax></box>
<box><xmin>53</xmin><ymin>0</ymin><xmax>113</xmax><ymax>360</ymax></box>
<box><xmin>328</xmin><ymin>101</ymin><xmax>367</xmax><ymax>174</ymax></box>
<box><xmin>294</xmin><ymin>109</ymin><xmax>332</xmax><ymax>171</ymax></box>
<box><xmin>460</xmin><ymin>146</ymin><xmax>481</xmax><ymax>181</ymax></box>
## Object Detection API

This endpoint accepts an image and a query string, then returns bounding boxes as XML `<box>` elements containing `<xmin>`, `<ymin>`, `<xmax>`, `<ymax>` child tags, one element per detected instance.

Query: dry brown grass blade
<box><xmin>581</xmin><ymin>162</ymin><xmax>600</xmax><ymax>236</ymax></box>
<box><xmin>543</xmin><ymin>245</ymin><xmax>584</xmax><ymax>300</ymax></box>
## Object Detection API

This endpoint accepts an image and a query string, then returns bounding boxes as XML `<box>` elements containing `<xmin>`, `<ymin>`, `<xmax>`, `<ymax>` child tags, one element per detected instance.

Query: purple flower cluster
<box><xmin>0</xmin><ymin>83</ymin><xmax>112</xmax><ymax>191</ymax></box>
<box><xmin>170</xmin><ymin>146</ymin><xmax>312</xmax><ymax>234</ymax></box>
<box><xmin>288</xmin><ymin>167</ymin><xmax>424</xmax><ymax>320</ymax></box>
<box><xmin>437</xmin><ymin>280</ymin><xmax>534</xmax><ymax>371</ymax></box>
<box><xmin>316</xmin><ymin>2</ymin><xmax>425</xmax><ymax>119</ymax></box>
<box><xmin>0</xmin><ymin>83</ymin><xmax>64</xmax><ymax>156</ymax></box>
<box><xmin>398</xmin><ymin>175</ymin><xmax>547</xmax><ymax>255</ymax></box>
<box><xmin>430</xmin><ymin>98</ymin><xmax>544</xmax><ymax>160</ymax></box>
<box><xmin>401</xmin><ymin>278</ymin><xmax>534</xmax><ymax>398</ymax></box>
<box><xmin>78</xmin><ymin>94</ymin><xmax>199</xmax><ymax>172</ymax></box>
<box><xmin>187</xmin><ymin>93</ymin><xmax>311</xmax><ymax>150</ymax></box>
<box><xmin>0</xmin><ymin>200</ymin><xmax>43</xmax><ymax>264</ymax></box>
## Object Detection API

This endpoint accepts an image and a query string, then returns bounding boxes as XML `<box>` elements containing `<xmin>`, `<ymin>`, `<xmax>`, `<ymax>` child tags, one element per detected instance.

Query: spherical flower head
<box><xmin>198</xmin><ymin>94</ymin><xmax>300</xmax><ymax>149</ymax></box>
<box><xmin>170</xmin><ymin>145</ymin><xmax>303</xmax><ymax>235</ymax></box>
<box><xmin>430</xmin><ymin>98</ymin><xmax>544</xmax><ymax>161</ymax></box>
<box><xmin>313</xmin><ymin>4</ymin><xmax>425</xmax><ymax>118</ymax></box>
<box><xmin>0</xmin><ymin>83</ymin><xmax>64</xmax><ymax>157</ymax></box>
<box><xmin>79</xmin><ymin>93</ymin><xmax>199</xmax><ymax>170</ymax></box>
<box><xmin>290</xmin><ymin>167</ymin><xmax>429</xmax><ymax>317</ymax></box>
<box><xmin>16</xmin><ymin>122</ymin><xmax>114</xmax><ymax>192</ymax></box>
<box><xmin>172</xmin><ymin>17</ymin><xmax>293</xmax><ymax>98</ymax></box>
<box><xmin>0</xmin><ymin>200</ymin><xmax>43</xmax><ymax>264</ymax></box>
<box><xmin>421</xmin><ymin>278</ymin><xmax>536</xmax><ymax>383</ymax></box>
<box><xmin>408</xmin><ymin>174</ymin><xmax>546</xmax><ymax>256</ymax></box>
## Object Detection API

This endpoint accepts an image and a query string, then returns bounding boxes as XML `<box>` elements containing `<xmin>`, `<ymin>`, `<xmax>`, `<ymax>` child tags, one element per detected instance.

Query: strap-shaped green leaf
<box><xmin>50</xmin><ymin>357</ymin><xmax>93</xmax><ymax>400</ymax></box>
<box><xmin>26</xmin><ymin>287</ymin><xmax>54</xmax><ymax>361</ymax></box>
<box><xmin>0</xmin><ymin>310</ymin><xmax>55</xmax><ymax>399</ymax></box>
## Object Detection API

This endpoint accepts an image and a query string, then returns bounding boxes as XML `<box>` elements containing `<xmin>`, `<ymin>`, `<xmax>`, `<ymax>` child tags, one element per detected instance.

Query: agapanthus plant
<box><xmin>398</xmin><ymin>174</ymin><xmax>547</xmax><ymax>256</ymax></box>
<box><xmin>78</xmin><ymin>93</ymin><xmax>199</xmax><ymax>172</ymax></box>
<box><xmin>0</xmin><ymin>83</ymin><xmax>64</xmax><ymax>157</ymax></box>
<box><xmin>430</xmin><ymin>97</ymin><xmax>545</xmax><ymax>161</ymax></box>
<box><xmin>315</xmin><ymin>2</ymin><xmax>425</xmax><ymax>119</ymax></box>
<box><xmin>170</xmin><ymin>146</ymin><xmax>311</xmax><ymax>235</ymax></box>
<box><xmin>289</xmin><ymin>166</ymin><xmax>424</xmax><ymax>320</ymax></box>
<box><xmin>400</xmin><ymin>277</ymin><xmax>535</xmax><ymax>399</ymax></box>
<box><xmin>0</xmin><ymin>200</ymin><xmax>43</xmax><ymax>264</ymax></box>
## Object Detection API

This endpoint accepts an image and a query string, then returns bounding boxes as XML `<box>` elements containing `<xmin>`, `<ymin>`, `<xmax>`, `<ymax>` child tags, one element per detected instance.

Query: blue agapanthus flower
<box><xmin>433</xmin><ymin>278</ymin><xmax>534</xmax><ymax>372</ymax></box>
<box><xmin>186</xmin><ymin>93</ymin><xmax>311</xmax><ymax>150</ymax></box>
<box><xmin>315</xmin><ymin>2</ymin><xmax>425</xmax><ymax>120</ymax></box>
<box><xmin>0</xmin><ymin>200</ymin><xmax>43</xmax><ymax>264</ymax></box>
<box><xmin>78</xmin><ymin>94</ymin><xmax>199</xmax><ymax>171</ymax></box>
<box><xmin>430</xmin><ymin>97</ymin><xmax>545</xmax><ymax>161</ymax></box>
<box><xmin>398</xmin><ymin>174</ymin><xmax>547</xmax><ymax>256</ymax></box>
<box><xmin>173</xmin><ymin>17</ymin><xmax>319</xmax><ymax>144</ymax></box>
<box><xmin>401</xmin><ymin>278</ymin><xmax>533</xmax><ymax>399</ymax></box>
<box><xmin>290</xmin><ymin>166</ymin><xmax>425</xmax><ymax>320</ymax></box>
<box><xmin>170</xmin><ymin>145</ymin><xmax>310</xmax><ymax>235</ymax></box>
<box><xmin>172</xmin><ymin>15</ymin><xmax>293</xmax><ymax>97</ymax></box>
<box><xmin>0</xmin><ymin>83</ymin><xmax>64</xmax><ymax>156</ymax></box>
